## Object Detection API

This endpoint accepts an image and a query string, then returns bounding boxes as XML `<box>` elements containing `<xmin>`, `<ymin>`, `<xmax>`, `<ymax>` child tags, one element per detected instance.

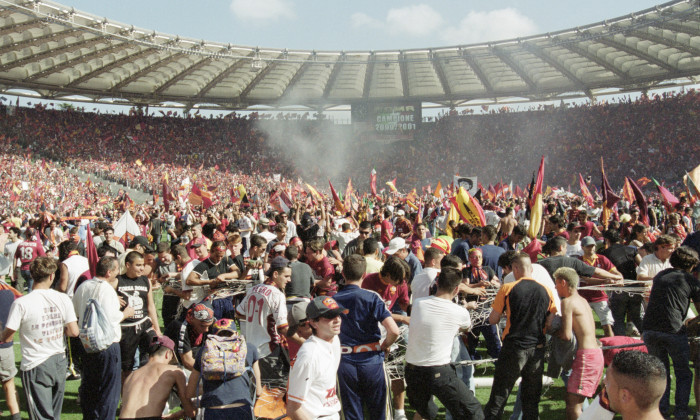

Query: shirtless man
<box><xmin>497</xmin><ymin>207</ymin><xmax>517</xmax><ymax>239</ymax></box>
<box><xmin>120</xmin><ymin>336</ymin><xmax>195</xmax><ymax>420</ymax></box>
<box><xmin>553</xmin><ymin>267</ymin><xmax>604</xmax><ymax>420</ymax></box>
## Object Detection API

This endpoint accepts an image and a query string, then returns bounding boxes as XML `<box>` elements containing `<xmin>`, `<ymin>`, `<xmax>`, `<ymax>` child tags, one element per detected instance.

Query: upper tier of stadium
<box><xmin>0</xmin><ymin>0</ymin><xmax>698</xmax><ymax>110</ymax></box>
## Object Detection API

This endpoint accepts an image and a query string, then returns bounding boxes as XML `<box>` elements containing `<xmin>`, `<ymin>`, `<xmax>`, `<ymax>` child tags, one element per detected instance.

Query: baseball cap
<box><xmin>129</xmin><ymin>236</ymin><xmax>154</xmax><ymax>252</ymax></box>
<box><xmin>581</xmin><ymin>236</ymin><xmax>596</xmax><ymax>247</ymax></box>
<box><xmin>211</xmin><ymin>318</ymin><xmax>237</xmax><ymax>336</ymax></box>
<box><xmin>306</xmin><ymin>296</ymin><xmax>348</xmax><ymax>319</ymax></box>
<box><xmin>430</xmin><ymin>237</ymin><xmax>450</xmax><ymax>254</ymax></box>
<box><xmin>188</xmin><ymin>302</ymin><xmax>214</xmax><ymax>323</ymax></box>
<box><xmin>384</xmin><ymin>237</ymin><xmax>408</xmax><ymax>255</ymax></box>
<box><xmin>150</xmin><ymin>335</ymin><xmax>175</xmax><ymax>354</ymax></box>
<box><xmin>266</xmin><ymin>256</ymin><xmax>290</xmax><ymax>276</ymax></box>
<box><xmin>289</xmin><ymin>301</ymin><xmax>310</xmax><ymax>328</ymax></box>
<box><xmin>396</xmin><ymin>209</ymin><xmax>405</xmax><ymax>216</ymax></box>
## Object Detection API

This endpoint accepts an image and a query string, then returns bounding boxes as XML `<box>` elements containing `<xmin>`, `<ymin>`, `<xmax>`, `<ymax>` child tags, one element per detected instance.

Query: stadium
<box><xmin>0</xmin><ymin>0</ymin><xmax>699</xmax><ymax>419</ymax></box>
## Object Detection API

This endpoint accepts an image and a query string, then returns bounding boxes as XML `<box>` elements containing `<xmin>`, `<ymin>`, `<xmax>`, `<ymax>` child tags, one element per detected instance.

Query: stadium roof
<box><xmin>0</xmin><ymin>0</ymin><xmax>699</xmax><ymax>110</ymax></box>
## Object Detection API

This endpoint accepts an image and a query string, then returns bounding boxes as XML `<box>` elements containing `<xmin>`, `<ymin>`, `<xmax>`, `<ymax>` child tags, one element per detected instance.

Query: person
<box><xmin>484</xmin><ymin>252</ymin><xmax>557</xmax><ymax>420</ymax></box>
<box><xmin>637</xmin><ymin>235</ymin><xmax>676</xmax><ymax>282</ymax></box>
<box><xmin>334</xmin><ymin>254</ymin><xmax>400</xmax><ymax>420</ymax></box>
<box><xmin>117</xmin><ymin>251</ymin><xmax>161</xmax><ymax>380</ymax></box>
<box><xmin>603</xmin><ymin>350</ymin><xmax>667</xmax><ymax>420</ymax></box>
<box><xmin>578</xmin><ymin>236</ymin><xmax>617</xmax><ymax>337</ymax></box>
<box><xmin>56</xmin><ymin>240</ymin><xmax>90</xmax><ymax>296</ymax></box>
<box><xmin>479</xmin><ymin>225</ymin><xmax>506</xmax><ymax>278</ymax></box>
<box><xmin>3</xmin><ymin>227</ymin><xmax>21</xmax><ymax>289</ymax></box>
<box><xmin>164</xmin><ymin>301</ymin><xmax>215</xmax><ymax>371</ymax></box>
<box><xmin>284</xmin><ymin>244</ymin><xmax>314</xmax><ymax>305</ymax></box>
<box><xmin>72</xmin><ymin>256</ymin><xmax>131</xmax><ymax>420</ymax></box>
<box><xmin>599</xmin><ymin>229</ymin><xmax>643</xmax><ymax>336</ymax></box>
<box><xmin>411</xmin><ymin>246</ymin><xmax>445</xmax><ymax>300</ymax></box>
<box><xmin>287</xmin><ymin>295</ymin><xmax>346</xmax><ymax>420</ymax></box>
<box><xmin>235</xmin><ymin>256</ymin><xmax>290</xmax><ymax>380</ymax></box>
<box><xmin>539</xmin><ymin>236</ymin><xmax>621</xmax><ymax>283</ymax></box>
<box><xmin>404</xmin><ymin>267</ymin><xmax>484</xmax><ymax>420</ymax></box>
<box><xmin>498</xmin><ymin>224</ymin><xmax>526</xmax><ymax>252</ymax></box>
<box><xmin>342</xmin><ymin>220</ymin><xmax>372</xmax><ymax>258</ymax></box>
<box><xmin>186</xmin><ymin>223</ymin><xmax>210</xmax><ymax>260</ymax></box>
<box><xmin>553</xmin><ymin>267</ymin><xmax>605</xmax><ymax>420</ymax></box>
<box><xmin>102</xmin><ymin>226</ymin><xmax>125</xmax><ymax>255</ymax></box>
<box><xmin>186</xmin><ymin>241</ymin><xmax>239</xmax><ymax>299</ymax></box>
<box><xmin>0</xmin><ymin>282</ymin><xmax>20</xmax><ymax>420</ymax></box>
<box><xmin>642</xmin><ymin>246</ymin><xmax>700</xmax><ymax>419</ymax></box>
<box><xmin>362</xmin><ymin>237</ymin><xmax>384</xmax><ymax>274</ymax></box>
<box><xmin>384</xmin><ymin>236</ymin><xmax>423</xmax><ymax>283</ymax></box>
<box><xmin>0</xmin><ymin>257</ymin><xmax>79</xmax><ymax>420</ymax></box>
<box><xmin>14</xmin><ymin>228</ymin><xmax>45</xmax><ymax>292</ymax></box>
<box><xmin>119</xmin><ymin>335</ymin><xmax>196</xmax><ymax>420</ymax></box>
<box><xmin>186</xmin><ymin>318</ymin><xmax>262</xmax><ymax>420</ymax></box>
<box><xmin>463</xmin><ymin>247</ymin><xmax>501</xmax><ymax>359</ymax></box>
<box><xmin>497</xmin><ymin>207</ymin><xmax>517</xmax><ymax>240</ymax></box>
<box><xmin>155</xmin><ymin>243</ymin><xmax>185</xmax><ymax>328</ymax></box>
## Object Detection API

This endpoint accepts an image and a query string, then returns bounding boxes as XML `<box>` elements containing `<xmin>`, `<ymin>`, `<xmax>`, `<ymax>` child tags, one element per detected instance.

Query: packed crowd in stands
<box><xmin>0</xmin><ymin>89</ymin><xmax>699</xmax><ymax>420</ymax></box>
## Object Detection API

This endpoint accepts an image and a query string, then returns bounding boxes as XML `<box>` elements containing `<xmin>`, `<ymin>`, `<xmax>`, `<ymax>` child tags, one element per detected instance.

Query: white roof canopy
<box><xmin>0</xmin><ymin>0</ymin><xmax>698</xmax><ymax>109</ymax></box>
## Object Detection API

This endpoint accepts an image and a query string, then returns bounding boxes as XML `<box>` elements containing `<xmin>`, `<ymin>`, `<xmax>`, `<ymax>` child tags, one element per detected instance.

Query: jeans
<box><xmin>80</xmin><ymin>342</ymin><xmax>121</xmax><ymax>420</ymax></box>
<box><xmin>609</xmin><ymin>292</ymin><xmax>643</xmax><ymax>335</ymax></box>
<box><xmin>484</xmin><ymin>344</ymin><xmax>545</xmax><ymax>420</ymax></box>
<box><xmin>406</xmin><ymin>363</ymin><xmax>484</xmax><ymax>420</ymax></box>
<box><xmin>20</xmin><ymin>269</ymin><xmax>33</xmax><ymax>292</ymax></box>
<box><xmin>467</xmin><ymin>324</ymin><xmax>502</xmax><ymax>359</ymax></box>
<box><xmin>642</xmin><ymin>330</ymin><xmax>692</xmax><ymax>418</ymax></box>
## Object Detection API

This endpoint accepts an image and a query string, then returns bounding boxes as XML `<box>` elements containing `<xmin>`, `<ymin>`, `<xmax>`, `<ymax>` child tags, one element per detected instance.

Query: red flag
<box><xmin>652</xmin><ymin>178</ymin><xmax>679</xmax><ymax>207</ymax></box>
<box><xmin>370</xmin><ymin>168</ymin><xmax>378</xmax><ymax>198</ymax></box>
<box><xmin>622</xmin><ymin>178</ymin><xmax>635</xmax><ymax>205</ymax></box>
<box><xmin>626</xmin><ymin>177</ymin><xmax>649</xmax><ymax>226</ymax></box>
<box><xmin>162</xmin><ymin>180</ymin><xmax>172</xmax><ymax>212</ymax></box>
<box><xmin>329</xmin><ymin>180</ymin><xmax>346</xmax><ymax>213</ymax></box>
<box><xmin>636</xmin><ymin>177</ymin><xmax>651</xmax><ymax>187</ymax></box>
<box><xmin>601</xmin><ymin>159</ymin><xmax>620</xmax><ymax>209</ymax></box>
<box><xmin>344</xmin><ymin>178</ymin><xmax>354</xmax><ymax>211</ymax></box>
<box><xmin>86</xmin><ymin>224</ymin><xmax>98</xmax><ymax>278</ymax></box>
<box><xmin>514</xmin><ymin>185</ymin><xmax>523</xmax><ymax>198</ymax></box>
<box><xmin>578</xmin><ymin>174</ymin><xmax>594</xmax><ymax>207</ymax></box>
<box><xmin>527</xmin><ymin>156</ymin><xmax>545</xmax><ymax>239</ymax></box>
<box><xmin>190</xmin><ymin>183</ymin><xmax>213</xmax><ymax>209</ymax></box>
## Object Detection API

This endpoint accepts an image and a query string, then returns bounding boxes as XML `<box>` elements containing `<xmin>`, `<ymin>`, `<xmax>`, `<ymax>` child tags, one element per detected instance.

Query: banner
<box><xmin>453</xmin><ymin>176</ymin><xmax>478</xmax><ymax>196</ymax></box>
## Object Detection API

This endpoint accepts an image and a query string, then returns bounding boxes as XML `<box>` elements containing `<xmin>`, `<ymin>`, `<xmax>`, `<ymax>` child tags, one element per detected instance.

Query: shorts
<box><xmin>0</xmin><ymin>346</ymin><xmax>17</xmax><ymax>382</ymax></box>
<box><xmin>120</xmin><ymin>319</ymin><xmax>156</xmax><ymax>371</ymax></box>
<box><xmin>568</xmin><ymin>348</ymin><xmax>604</xmax><ymax>397</ymax></box>
<box><xmin>589</xmin><ymin>301</ymin><xmax>614</xmax><ymax>326</ymax></box>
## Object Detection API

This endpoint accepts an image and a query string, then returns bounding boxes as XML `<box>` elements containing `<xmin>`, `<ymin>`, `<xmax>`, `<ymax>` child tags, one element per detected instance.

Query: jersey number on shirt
<box><xmin>246</xmin><ymin>295</ymin><xmax>265</xmax><ymax>324</ymax></box>
<box><xmin>20</xmin><ymin>246</ymin><xmax>33</xmax><ymax>260</ymax></box>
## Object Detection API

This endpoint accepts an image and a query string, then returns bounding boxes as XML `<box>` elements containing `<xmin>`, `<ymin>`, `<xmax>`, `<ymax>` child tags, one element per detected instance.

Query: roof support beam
<box><xmin>239</xmin><ymin>52</ymin><xmax>285</xmax><ymax>100</ymax></box>
<box><xmin>628</xmin><ymin>28</ymin><xmax>700</xmax><ymax>55</ymax></box>
<box><xmin>280</xmin><ymin>56</ymin><xmax>314</xmax><ymax>99</ymax></box>
<box><xmin>0</xmin><ymin>27</ymin><xmax>82</xmax><ymax>57</ymax></box>
<box><xmin>109</xmin><ymin>51</ymin><xmax>185</xmax><ymax>92</ymax></box>
<box><xmin>523</xmin><ymin>43</ymin><xmax>587</xmax><ymax>90</ymax></box>
<box><xmin>492</xmin><ymin>47</ymin><xmax>537</xmax><ymax>91</ymax></box>
<box><xmin>0</xmin><ymin>17</ymin><xmax>44</xmax><ymax>38</ymax></box>
<box><xmin>430</xmin><ymin>55</ymin><xmax>452</xmax><ymax>96</ymax></box>
<box><xmin>463</xmin><ymin>51</ymin><xmax>494</xmax><ymax>94</ymax></box>
<box><xmin>153</xmin><ymin>56</ymin><xmax>211</xmax><ymax>95</ymax></box>
<box><xmin>596</xmin><ymin>36</ymin><xmax>677</xmax><ymax>72</ymax></box>
<box><xmin>362</xmin><ymin>54</ymin><xmax>375</xmax><ymax>99</ymax></box>
<box><xmin>322</xmin><ymin>56</ymin><xmax>344</xmax><ymax>99</ymax></box>
<box><xmin>65</xmin><ymin>46</ymin><xmax>156</xmax><ymax>88</ymax></box>
<box><xmin>0</xmin><ymin>34</ymin><xmax>101</xmax><ymax>72</ymax></box>
<box><xmin>649</xmin><ymin>20</ymin><xmax>700</xmax><ymax>38</ymax></box>
<box><xmin>400</xmin><ymin>53</ymin><xmax>412</xmax><ymax>97</ymax></box>
<box><xmin>194</xmin><ymin>51</ymin><xmax>256</xmax><ymax>99</ymax></box>
<box><xmin>558</xmin><ymin>42</ymin><xmax>630</xmax><ymax>82</ymax></box>
<box><xmin>26</xmin><ymin>41</ymin><xmax>127</xmax><ymax>81</ymax></box>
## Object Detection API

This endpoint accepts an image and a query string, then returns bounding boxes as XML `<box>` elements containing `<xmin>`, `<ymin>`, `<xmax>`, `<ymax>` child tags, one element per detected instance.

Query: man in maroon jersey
<box><xmin>14</xmin><ymin>227</ymin><xmax>45</xmax><ymax>292</ymax></box>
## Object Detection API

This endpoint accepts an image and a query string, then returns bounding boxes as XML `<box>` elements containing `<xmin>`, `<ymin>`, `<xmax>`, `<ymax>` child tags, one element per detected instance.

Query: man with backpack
<box><xmin>186</xmin><ymin>318</ymin><xmax>262</xmax><ymax>420</ymax></box>
<box><xmin>72</xmin><ymin>256</ymin><xmax>133</xmax><ymax>420</ymax></box>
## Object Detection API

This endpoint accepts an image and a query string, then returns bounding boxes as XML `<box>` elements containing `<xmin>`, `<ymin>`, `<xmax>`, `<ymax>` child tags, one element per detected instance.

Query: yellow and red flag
<box><xmin>329</xmin><ymin>180</ymin><xmax>346</xmax><ymax>214</ymax></box>
<box><xmin>527</xmin><ymin>156</ymin><xmax>545</xmax><ymax>239</ymax></box>
<box><xmin>449</xmin><ymin>187</ymin><xmax>486</xmax><ymax>227</ymax></box>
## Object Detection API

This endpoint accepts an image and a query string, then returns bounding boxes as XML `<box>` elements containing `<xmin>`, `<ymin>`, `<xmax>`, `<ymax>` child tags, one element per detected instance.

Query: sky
<box><xmin>61</xmin><ymin>0</ymin><xmax>664</xmax><ymax>51</ymax></box>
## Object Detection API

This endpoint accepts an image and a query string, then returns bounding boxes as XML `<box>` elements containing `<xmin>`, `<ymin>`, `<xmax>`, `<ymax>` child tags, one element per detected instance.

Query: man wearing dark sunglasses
<box><xmin>288</xmin><ymin>296</ymin><xmax>347</xmax><ymax>420</ymax></box>
<box><xmin>342</xmin><ymin>221</ymin><xmax>373</xmax><ymax>259</ymax></box>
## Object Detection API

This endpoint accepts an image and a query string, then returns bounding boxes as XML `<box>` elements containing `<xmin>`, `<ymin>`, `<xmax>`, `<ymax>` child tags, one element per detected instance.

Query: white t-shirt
<box><xmin>259</xmin><ymin>230</ymin><xmax>276</xmax><ymax>245</ymax></box>
<box><xmin>284</xmin><ymin>220</ymin><xmax>297</xmax><ymax>243</ymax></box>
<box><xmin>410</xmin><ymin>267</ymin><xmax>439</xmax><ymax>301</ymax></box>
<box><xmin>0</xmin><ymin>239</ymin><xmax>20</xmax><ymax>276</ymax></box>
<box><xmin>235</xmin><ymin>283</ymin><xmax>288</xmax><ymax>357</ymax></box>
<box><xmin>503</xmin><ymin>263</ymin><xmax>561</xmax><ymax>315</ymax></box>
<box><xmin>181</xmin><ymin>258</ymin><xmax>201</xmax><ymax>308</ymax></box>
<box><xmin>287</xmin><ymin>335</ymin><xmax>341</xmax><ymax>419</ymax></box>
<box><xmin>405</xmin><ymin>296</ymin><xmax>471</xmax><ymax>366</ymax></box>
<box><xmin>5</xmin><ymin>289</ymin><xmax>77</xmax><ymax>371</ymax></box>
<box><xmin>239</xmin><ymin>216</ymin><xmax>253</xmax><ymax>239</ymax></box>
<box><xmin>62</xmin><ymin>254</ymin><xmax>90</xmax><ymax>298</ymax></box>
<box><xmin>73</xmin><ymin>278</ymin><xmax>123</xmax><ymax>343</ymax></box>
<box><xmin>565</xmin><ymin>242</ymin><xmax>583</xmax><ymax>257</ymax></box>
<box><xmin>637</xmin><ymin>253</ymin><xmax>672</xmax><ymax>279</ymax></box>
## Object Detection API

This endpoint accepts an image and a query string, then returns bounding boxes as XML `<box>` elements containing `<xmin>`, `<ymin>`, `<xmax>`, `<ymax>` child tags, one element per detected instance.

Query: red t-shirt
<box><xmin>15</xmin><ymin>240</ymin><xmax>46</xmax><ymax>270</ymax></box>
<box><xmin>308</xmin><ymin>256</ymin><xmax>334</xmax><ymax>281</ymax></box>
<box><xmin>380</xmin><ymin>220</ymin><xmax>393</xmax><ymax>246</ymax></box>
<box><xmin>393</xmin><ymin>217</ymin><xmax>413</xmax><ymax>238</ymax></box>
<box><xmin>578</xmin><ymin>254</ymin><xmax>614</xmax><ymax>303</ymax></box>
<box><xmin>361</xmin><ymin>273</ymin><xmax>409</xmax><ymax>312</ymax></box>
